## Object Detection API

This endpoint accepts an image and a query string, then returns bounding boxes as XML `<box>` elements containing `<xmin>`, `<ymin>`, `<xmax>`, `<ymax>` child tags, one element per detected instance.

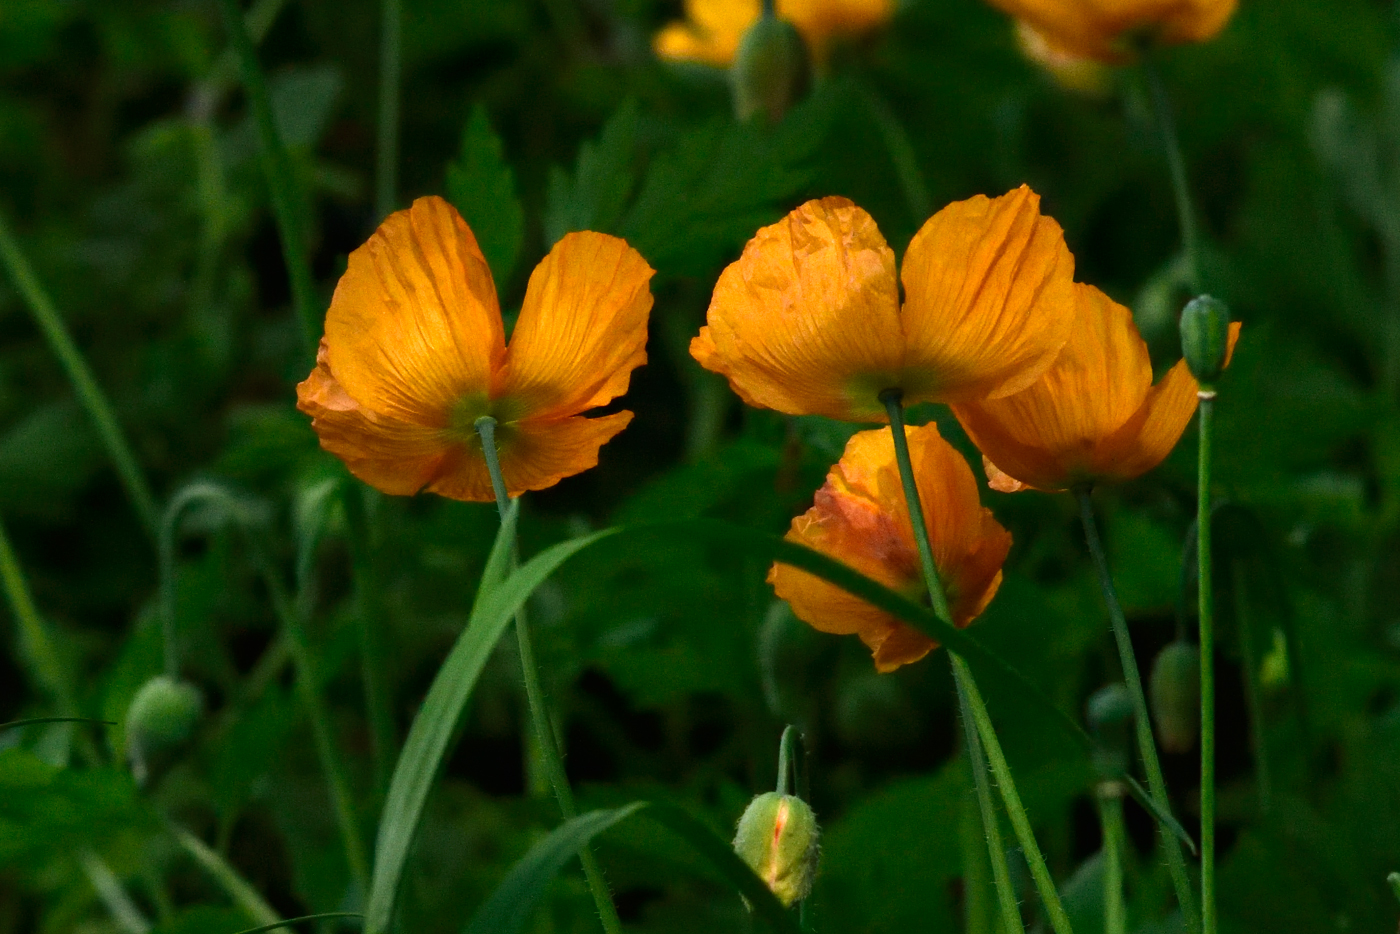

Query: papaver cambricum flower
<box><xmin>297</xmin><ymin>196</ymin><xmax>654</xmax><ymax>501</ymax></box>
<box><xmin>769</xmin><ymin>424</ymin><xmax>1012</xmax><ymax>672</ymax></box>
<box><xmin>691</xmin><ymin>187</ymin><xmax>1077</xmax><ymax>422</ymax></box>
<box><xmin>950</xmin><ymin>282</ymin><xmax>1241</xmax><ymax>493</ymax></box>
<box><xmin>654</xmin><ymin>0</ymin><xmax>893</xmax><ymax>68</ymax></box>
<box><xmin>983</xmin><ymin>0</ymin><xmax>1237</xmax><ymax>63</ymax></box>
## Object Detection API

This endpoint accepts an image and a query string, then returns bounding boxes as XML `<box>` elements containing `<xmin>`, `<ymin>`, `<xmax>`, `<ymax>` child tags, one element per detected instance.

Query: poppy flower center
<box><xmin>447</xmin><ymin>392</ymin><xmax>530</xmax><ymax>443</ymax></box>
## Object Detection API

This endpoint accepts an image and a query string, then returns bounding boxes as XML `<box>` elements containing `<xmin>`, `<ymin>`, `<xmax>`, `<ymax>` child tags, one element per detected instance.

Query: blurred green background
<box><xmin>2</xmin><ymin>0</ymin><xmax>1399</xmax><ymax>932</ymax></box>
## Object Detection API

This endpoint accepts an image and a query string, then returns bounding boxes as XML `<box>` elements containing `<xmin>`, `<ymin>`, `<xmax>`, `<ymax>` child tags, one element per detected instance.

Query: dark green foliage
<box><xmin>2</xmin><ymin>1</ymin><xmax>1400</xmax><ymax>933</ymax></box>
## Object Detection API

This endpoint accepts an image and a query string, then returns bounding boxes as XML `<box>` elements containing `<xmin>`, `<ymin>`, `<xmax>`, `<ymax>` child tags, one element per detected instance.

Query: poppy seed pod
<box><xmin>731</xmin><ymin>10</ymin><xmax>810</xmax><ymax>123</ymax></box>
<box><xmin>126</xmin><ymin>675</ymin><xmax>203</xmax><ymax>779</ymax></box>
<box><xmin>1180</xmin><ymin>295</ymin><xmax>1232</xmax><ymax>386</ymax></box>
<box><xmin>733</xmin><ymin>791</ymin><xmax>821</xmax><ymax>906</ymax></box>
<box><xmin>1148</xmin><ymin>641</ymin><xmax>1200</xmax><ymax>754</ymax></box>
<box><xmin>1086</xmin><ymin>683</ymin><xmax>1133</xmax><ymax>779</ymax></box>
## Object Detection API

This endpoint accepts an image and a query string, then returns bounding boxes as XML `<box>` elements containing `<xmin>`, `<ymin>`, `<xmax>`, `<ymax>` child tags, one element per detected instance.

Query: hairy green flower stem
<box><xmin>1144</xmin><ymin>58</ymin><xmax>1201</xmax><ymax>294</ymax></box>
<box><xmin>217</xmin><ymin>0</ymin><xmax>319</xmax><ymax>356</ymax></box>
<box><xmin>879</xmin><ymin>391</ymin><xmax>1074</xmax><ymax>934</ymax></box>
<box><xmin>0</xmin><ymin>208</ymin><xmax>159</xmax><ymax>538</ymax></box>
<box><xmin>1096</xmin><ymin>786</ymin><xmax>1127</xmax><ymax>934</ymax></box>
<box><xmin>474</xmin><ymin>416</ymin><xmax>624</xmax><ymax>934</ymax></box>
<box><xmin>958</xmin><ymin>665</ymin><xmax>1025</xmax><ymax>934</ymax></box>
<box><xmin>1196</xmin><ymin>391</ymin><xmax>1218</xmax><ymax>934</ymax></box>
<box><xmin>1075</xmin><ymin>488</ymin><xmax>1199</xmax><ymax>930</ymax></box>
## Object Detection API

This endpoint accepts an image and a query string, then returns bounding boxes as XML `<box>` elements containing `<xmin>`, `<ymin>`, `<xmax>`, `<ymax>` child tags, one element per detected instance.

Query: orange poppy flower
<box><xmin>1015</xmin><ymin>20</ymin><xmax>1112</xmax><ymax>96</ymax></box>
<box><xmin>654</xmin><ymin>0</ymin><xmax>893</xmax><ymax>68</ymax></box>
<box><xmin>691</xmin><ymin>187</ymin><xmax>1077</xmax><ymax>422</ymax></box>
<box><xmin>769</xmin><ymin>423</ymin><xmax>1012</xmax><ymax>672</ymax></box>
<box><xmin>950</xmin><ymin>283</ymin><xmax>1241</xmax><ymax>493</ymax></box>
<box><xmin>296</xmin><ymin>196</ymin><xmax>654</xmax><ymax>502</ymax></box>
<box><xmin>984</xmin><ymin>0</ymin><xmax>1237</xmax><ymax>63</ymax></box>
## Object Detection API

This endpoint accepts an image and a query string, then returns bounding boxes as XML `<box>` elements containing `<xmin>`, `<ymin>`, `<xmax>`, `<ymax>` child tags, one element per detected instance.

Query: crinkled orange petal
<box><xmin>769</xmin><ymin>423</ymin><xmax>1011</xmax><ymax>672</ymax></box>
<box><xmin>297</xmin><ymin>342</ymin><xmax>455</xmax><ymax>496</ymax></box>
<box><xmin>693</xmin><ymin>197</ymin><xmax>904</xmax><ymax>421</ymax></box>
<box><xmin>985</xmin><ymin>0</ymin><xmax>1237</xmax><ymax>62</ymax></box>
<box><xmin>324</xmin><ymin>196</ymin><xmax>504</xmax><ymax>427</ymax></box>
<box><xmin>500</xmin><ymin>232</ymin><xmax>654</xmax><ymax>421</ymax></box>
<box><xmin>899</xmin><ymin>185</ymin><xmax>1077</xmax><ymax>404</ymax></box>
<box><xmin>950</xmin><ymin>284</ymin><xmax>1153</xmax><ymax>492</ymax></box>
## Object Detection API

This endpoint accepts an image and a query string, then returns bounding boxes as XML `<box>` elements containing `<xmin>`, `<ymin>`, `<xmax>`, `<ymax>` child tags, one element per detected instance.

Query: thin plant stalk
<box><xmin>1143</xmin><ymin>59</ymin><xmax>1201</xmax><ymax>294</ymax></box>
<box><xmin>0</xmin><ymin>513</ymin><xmax>76</xmax><ymax>714</ymax></box>
<box><xmin>861</xmin><ymin>85</ymin><xmax>933</xmax><ymax>226</ymax></box>
<box><xmin>879</xmin><ymin>392</ymin><xmax>1072</xmax><ymax>934</ymax></box>
<box><xmin>1075</xmin><ymin>488</ymin><xmax>1198</xmax><ymax>930</ymax></box>
<box><xmin>961</xmin><ymin>787</ymin><xmax>997</xmax><ymax>934</ymax></box>
<box><xmin>216</xmin><ymin>0</ymin><xmax>319</xmax><ymax>354</ymax></box>
<box><xmin>1197</xmin><ymin>394</ymin><xmax>1217</xmax><ymax>934</ymax></box>
<box><xmin>474</xmin><ymin>416</ymin><xmax>624</xmax><ymax>934</ymax></box>
<box><xmin>345</xmin><ymin>489</ymin><xmax>396</xmax><ymax>799</ymax></box>
<box><xmin>80</xmin><ymin>850</ymin><xmax>152</xmax><ymax>934</ymax></box>
<box><xmin>171</xmin><ymin>823</ymin><xmax>284</xmax><ymax>929</ymax></box>
<box><xmin>1232</xmin><ymin>562</ymin><xmax>1271</xmax><ymax>813</ymax></box>
<box><xmin>375</xmin><ymin>0</ymin><xmax>402</xmax><ymax>221</ymax></box>
<box><xmin>1097</xmin><ymin>790</ymin><xmax>1127</xmax><ymax>934</ymax></box>
<box><xmin>259</xmin><ymin>560</ymin><xmax>371</xmax><ymax>898</ymax></box>
<box><xmin>956</xmin><ymin>663</ymin><xmax>1026</xmax><ymax>934</ymax></box>
<box><xmin>0</xmin><ymin>209</ymin><xmax>158</xmax><ymax>537</ymax></box>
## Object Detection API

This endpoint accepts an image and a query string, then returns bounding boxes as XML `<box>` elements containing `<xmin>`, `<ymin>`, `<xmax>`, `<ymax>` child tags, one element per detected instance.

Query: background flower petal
<box><xmin>899</xmin><ymin>185</ymin><xmax>1077</xmax><ymax>404</ymax></box>
<box><xmin>694</xmin><ymin>197</ymin><xmax>904</xmax><ymax>421</ymax></box>
<box><xmin>324</xmin><ymin>196</ymin><xmax>505</xmax><ymax>427</ymax></box>
<box><xmin>500</xmin><ymin>232</ymin><xmax>654</xmax><ymax>421</ymax></box>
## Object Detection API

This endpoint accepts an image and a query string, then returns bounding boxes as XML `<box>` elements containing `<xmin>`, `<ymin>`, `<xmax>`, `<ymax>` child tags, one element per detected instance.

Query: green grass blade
<box><xmin>232</xmin><ymin>912</ymin><xmax>362</xmax><ymax>934</ymax></box>
<box><xmin>463</xmin><ymin>801</ymin><xmax>802</xmax><ymax>934</ymax></box>
<box><xmin>0</xmin><ymin>717</ymin><xmax>114</xmax><ymax>731</ymax></box>
<box><xmin>463</xmin><ymin>804</ymin><xmax>647</xmax><ymax>934</ymax></box>
<box><xmin>364</xmin><ymin>504</ymin><xmax>616</xmax><ymax>934</ymax></box>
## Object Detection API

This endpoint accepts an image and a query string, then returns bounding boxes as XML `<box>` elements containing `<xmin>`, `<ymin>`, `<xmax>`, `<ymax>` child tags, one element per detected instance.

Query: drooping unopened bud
<box><xmin>733</xmin><ymin>791</ymin><xmax>820</xmax><ymax>907</ymax></box>
<box><xmin>1179</xmin><ymin>295</ymin><xmax>1232</xmax><ymax>386</ymax></box>
<box><xmin>126</xmin><ymin>675</ymin><xmax>203</xmax><ymax>781</ymax></box>
<box><xmin>1148</xmin><ymin>641</ymin><xmax>1199</xmax><ymax>754</ymax></box>
<box><xmin>1086</xmin><ymin>683</ymin><xmax>1133</xmax><ymax>779</ymax></box>
<box><xmin>730</xmin><ymin>10</ymin><xmax>810</xmax><ymax>124</ymax></box>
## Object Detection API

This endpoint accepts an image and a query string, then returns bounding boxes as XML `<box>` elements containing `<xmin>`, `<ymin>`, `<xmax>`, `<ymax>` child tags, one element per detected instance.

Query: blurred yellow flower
<box><xmin>654</xmin><ymin>0</ymin><xmax>893</xmax><ymax>67</ymax></box>
<box><xmin>985</xmin><ymin>0</ymin><xmax>1236</xmax><ymax>62</ymax></box>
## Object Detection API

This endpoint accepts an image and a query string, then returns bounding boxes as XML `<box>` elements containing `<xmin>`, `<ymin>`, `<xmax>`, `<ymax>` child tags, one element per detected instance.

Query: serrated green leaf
<box><xmin>544</xmin><ymin>99</ymin><xmax>639</xmax><ymax>245</ymax></box>
<box><xmin>447</xmin><ymin>105</ymin><xmax>525</xmax><ymax>284</ymax></box>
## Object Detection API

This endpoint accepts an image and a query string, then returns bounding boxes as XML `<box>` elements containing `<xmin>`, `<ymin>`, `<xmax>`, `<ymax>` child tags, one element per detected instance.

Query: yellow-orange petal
<box><xmin>1091</xmin><ymin>320</ymin><xmax>1243</xmax><ymax>482</ymax></box>
<box><xmin>453</xmin><ymin>411</ymin><xmax>634</xmax><ymax>500</ymax></box>
<box><xmin>693</xmin><ymin>197</ymin><xmax>905</xmax><ymax>421</ymax></box>
<box><xmin>499</xmin><ymin>232</ymin><xmax>654</xmax><ymax>421</ymax></box>
<box><xmin>984</xmin><ymin>0</ymin><xmax>1237</xmax><ymax>63</ymax></box>
<box><xmin>323</xmin><ymin>196</ymin><xmax>504</xmax><ymax>427</ymax></box>
<box><xmin>297</xmin><ymin>343</ymin><xmax>456</xmax><ymax>496</ymax></box>
<box><xmin>653</xmin><ymin>0</ymin><xmax>757</xmax><ymax>66</ymax></box>
<box><xmin>950</xmin><ymin>284</ymin><xmax>1154</xmax><ymax>492</ymax></box>
<box><xmin>898</xmin><ymin>185</ymin><xmax>1077</xmax><ymax>404</ymax></box>
<box><xmin>769</xmin><ymin>423</ymin><xmax>1011</xmax><ymax>672</ymax></box>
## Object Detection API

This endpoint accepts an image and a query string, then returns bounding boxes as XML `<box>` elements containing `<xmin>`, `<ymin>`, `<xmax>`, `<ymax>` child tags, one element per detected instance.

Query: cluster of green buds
<box><xmin>730</xmin><ymin>0</ymin><xmax>810</xmax><ymax>124</ymax></box>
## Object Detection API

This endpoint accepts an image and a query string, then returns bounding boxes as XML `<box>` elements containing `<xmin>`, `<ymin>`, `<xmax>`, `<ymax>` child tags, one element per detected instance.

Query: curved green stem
<box><xmin>1075</xmin><ymin>488</ymin><xmax>1198</xmax><ymax>930</ymax></box>
<box><xmin>0</xmin><ymin>512</ymin><xmax>76</xmax><ymax>713</ymax></box>
<box><xmin>880</xmin><ymin>393</ymin><xmax>1071</xmax><ymax>934</ymax></box>
<box><xmin>171</xmin><ymin>823</ymin><xmax>283</xmax><ymax>929</ymax></box>
<box><xmin>1197</xmin><ymin>394</ymin><xmax>1217</xmax><ymax>934</ymax></box>
<box><xmin>474</xmin><ymin>417</ymin><xmax>624</xmax><ymax>934</ymax></box>
<box><xmin>216</xmin><ymin>0</ymin><xmax>319</xmax><ymax>354</ymax></box>
<box><xmin>0</xmin><ymin>208</ymin><xmax>158</xmax><ymax>537</ymax></box>
<box><xmin>1143</xmin><ymin>58</ymin><xmax>1201</xmax><ymax>294</ymax></box>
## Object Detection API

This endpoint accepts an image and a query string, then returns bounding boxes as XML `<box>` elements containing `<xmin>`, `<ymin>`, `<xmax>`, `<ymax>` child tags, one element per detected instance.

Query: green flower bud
<box><xmin>733</xmin><ymin>791</ymin><xmax>820</xmax><ymax>907</ymax></box>
<box><xmin>731</xmin><ymin>11</ymin><xmax>810</xmax><ymax>124</ymax></box>
<box><xmin>1179</xmin><ymin>294</ymin><xmax>1232</xmax><ymax>386</ymax></box>
<box><xmin>126</xmin><ymin>675</ymin><xmax>203</xmax><ymax>780</ymax></box>
<box><xmin>1086</xmin><ymin>683</ymin><xmax>1133</xmax><ymax>779</ymax></box>
<box><xmin>1148</xmin><ymin>641</ymin><xmax>1199</xmax><ymax>754</ymax></box>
